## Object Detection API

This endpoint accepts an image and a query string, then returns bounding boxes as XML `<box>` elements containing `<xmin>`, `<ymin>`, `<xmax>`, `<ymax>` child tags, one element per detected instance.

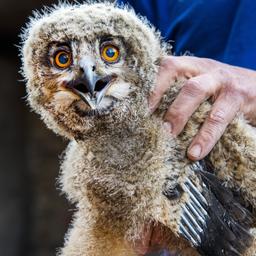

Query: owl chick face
<box><xmin>21</xmin><ymin>2</ymin><xmax>163</xmax><ymax>139</ymax></box>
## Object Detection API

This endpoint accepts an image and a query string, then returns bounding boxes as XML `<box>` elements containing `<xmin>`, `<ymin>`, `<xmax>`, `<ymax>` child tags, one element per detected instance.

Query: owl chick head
<box><xmin>21</xmin><ymin>2</ymin><xmax>165</xmax><ymax>139</ymax></box>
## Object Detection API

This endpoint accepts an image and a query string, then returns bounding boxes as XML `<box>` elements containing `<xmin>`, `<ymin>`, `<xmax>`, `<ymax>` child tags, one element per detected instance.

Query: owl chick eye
<box><xmin>54</xmin><ymin>51</ymin><xmax>72</xmax><ymax>69</ymax></box>
<box><xmin>101</xmin><ymin>45</ymin><xmax>120</xmax><ymax>63</ymax></box>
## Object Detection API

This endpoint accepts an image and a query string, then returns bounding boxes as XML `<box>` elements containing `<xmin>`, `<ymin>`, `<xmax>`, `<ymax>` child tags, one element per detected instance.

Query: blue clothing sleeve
<box><xmin>118</xmin><ymin>0</ymin><xmax>256</xmax><ymax>70</ymax></box>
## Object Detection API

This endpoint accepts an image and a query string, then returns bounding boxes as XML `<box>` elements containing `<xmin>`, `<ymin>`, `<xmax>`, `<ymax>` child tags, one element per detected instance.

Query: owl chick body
<box><xmin>21</xmin><ymin>2</ymin><xmax>256</xmax><ymax>255</ymax></box>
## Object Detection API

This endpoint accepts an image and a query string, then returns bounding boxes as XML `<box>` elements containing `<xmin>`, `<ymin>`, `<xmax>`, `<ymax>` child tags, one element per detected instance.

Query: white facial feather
<box><xmin>107</xmin><ymin>81</ymin><xmax>132</xmax><ymax>100</ymax></box>
<box><xmin>57</xmin><ymin>72</ymin><xmax>76</xmax><ymax>85</ymax></box>
<box><xmin>52</xmin><ymin>91</ymin><xmax>79</xmax><ymax>108</ymax></box>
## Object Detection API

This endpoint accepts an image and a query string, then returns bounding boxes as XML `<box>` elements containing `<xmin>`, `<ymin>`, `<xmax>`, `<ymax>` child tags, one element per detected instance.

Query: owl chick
<box><xmin>21</xmin><ymin>2</ymin><xmax>256</xmax><ymax>256</ymax></box>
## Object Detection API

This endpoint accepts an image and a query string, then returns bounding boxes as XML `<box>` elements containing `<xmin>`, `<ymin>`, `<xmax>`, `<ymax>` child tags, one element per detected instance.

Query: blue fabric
<box><xmin>118</xmin><ymin>0</ymin><xmax>256</xmax><ymax>70</ymax></box>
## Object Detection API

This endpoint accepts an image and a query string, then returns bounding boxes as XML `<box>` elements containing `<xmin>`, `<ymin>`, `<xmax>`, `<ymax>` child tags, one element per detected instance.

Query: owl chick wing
<box><xmin>164</xmin><ymin>160</ymin><xmax>254</xmax><ymax>256</ymax></box>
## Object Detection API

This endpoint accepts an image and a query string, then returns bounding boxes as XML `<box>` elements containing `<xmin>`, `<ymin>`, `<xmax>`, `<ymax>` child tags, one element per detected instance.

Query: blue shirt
<box><xmin>118</xmin><ymin>0</ymin><xmax>256</xmax><ymax>70</ymax></box>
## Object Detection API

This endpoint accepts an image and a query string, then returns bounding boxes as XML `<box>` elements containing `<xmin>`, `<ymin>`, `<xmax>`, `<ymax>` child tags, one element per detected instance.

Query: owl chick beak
<box><xmin>66</xmin><ymin>62</ymin><xmax>116</xmax><ymax>109</ymax></box>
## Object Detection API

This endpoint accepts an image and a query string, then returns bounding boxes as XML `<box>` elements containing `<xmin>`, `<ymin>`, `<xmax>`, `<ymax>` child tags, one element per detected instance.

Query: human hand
<box><xmin>149</xmin><ymin>56</ymin><xmax>256</xmax><ymax>160</ymax></box>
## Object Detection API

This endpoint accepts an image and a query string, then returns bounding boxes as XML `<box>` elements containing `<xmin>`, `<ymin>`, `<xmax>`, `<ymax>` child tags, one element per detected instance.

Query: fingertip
<box><xmin>148</xmin><ymin>94</ymin><xmax>160</xmax><ymax>113</ymax></box>
<box><xmin>163</xmin><ymin>122</ymin><xmax>172</xmax><ymax>133</ymax></box>
<box><xmin>187</xmin><ymin>143</ymin><xmax>203</xmax><ymax>160</ymax></box>
<box><xmin>148</xmin><ymin>93</ymin><xmax>154</xmax><ymax>107</ymax></box>
<box><xmin>148</xmin><ymin>103</ymin><xmax>157</xmax><ymax>114</ymax></box>
<box><xmin>164</xmin><ymin>113</ymin><xmax>182</xmax><ymax>137</ymax></box>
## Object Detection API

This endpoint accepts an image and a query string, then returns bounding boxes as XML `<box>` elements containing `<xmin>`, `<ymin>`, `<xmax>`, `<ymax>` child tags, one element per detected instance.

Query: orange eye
<box><xmin>101</xmin><ymin>45</ymin><xmax>120</xmax><ymax>63</ymax></box>
<box><xmin>54</xmin><ymin>51</ymin><xmax>72</xmax><ymax>69</ymax></box>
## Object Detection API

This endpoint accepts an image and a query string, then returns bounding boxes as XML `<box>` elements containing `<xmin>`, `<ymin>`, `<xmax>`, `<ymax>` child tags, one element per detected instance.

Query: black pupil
<box><xmin>59</xmin><ymin>53</ymin><xmax>69</xmax><ymax>64</ymax></box>
<box><xmin>106</xmin><ymin>47</ymin><xmax>115</xmax><ymax>58</ymax></box>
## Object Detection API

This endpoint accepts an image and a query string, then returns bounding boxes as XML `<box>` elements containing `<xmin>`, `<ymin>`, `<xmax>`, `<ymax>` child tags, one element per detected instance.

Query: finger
<box><xmin>148</xmin><ymin>56</ymin><xmax>202</xmax><ymax>112</ymax></box>
<box><xmin>148</xmin><ymin>57</ymin><xmax>178</xmax><ymax>112</ymax></box>
<box><xmin>164</xmin><ymin>73</ymin><xmax>220</xmax><ymax>136</ymax></box>
<box><xmin>188</xmin><ymin>92</ymin><xmax>241</xmax><ymax>160</ymax></box>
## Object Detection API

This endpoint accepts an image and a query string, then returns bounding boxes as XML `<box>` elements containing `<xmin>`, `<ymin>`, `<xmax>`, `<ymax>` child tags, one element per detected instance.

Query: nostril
<box><xmin>79</xmin><ymin>66</ymin><xmax>95</xmax><ymax>73</ymax></box>
<box><xmin>80</xmin><ymin>67</ymin><xmax>85</xmax><ymax>73</ymax></box>
<box><xmin>67</xmin><ymin>75</ymin><xmax>115</xmax><ymax>95</ymax></box>
<box><xmin>94</xmin><ymin>75</ymin><xmax>116</xmax><ymax>92</ymax></box>
<box><xmin>74</xmin><ymin>83</ymin><xmax>89</xmax><ymax>94</ymax></box>
<box><xmin>95</xmin><ymin>79</ymin><xmax>108</xmax><ymax>92</ymax></box>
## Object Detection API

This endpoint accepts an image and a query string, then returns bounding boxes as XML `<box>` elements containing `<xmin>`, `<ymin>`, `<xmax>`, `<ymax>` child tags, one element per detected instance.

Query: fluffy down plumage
<box><xmin>20</xmin><ymin>2</ymin><xmax>256</xmax><ymax>255</ymax></box>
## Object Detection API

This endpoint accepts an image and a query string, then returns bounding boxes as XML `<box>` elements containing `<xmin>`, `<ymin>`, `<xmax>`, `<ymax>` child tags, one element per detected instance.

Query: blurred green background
<box><xmin>0</xmin><ymin>0</ymin><xmax>75</xmax><ymax>255</ymax></box>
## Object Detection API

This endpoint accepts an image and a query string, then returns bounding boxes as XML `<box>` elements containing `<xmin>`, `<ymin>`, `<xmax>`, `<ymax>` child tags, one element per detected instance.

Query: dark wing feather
<box><xmin>199</xmin><ymin>160</ymin><xmax>253</xmax><ymax>227</ymax></box>
<box><xmin>198</xmin><ymin>184</ymin><xmax>252</xmax><ymax>255</ymax></box>
<box><xmin>164</xmin><ymin>160</ymin><xmax>255</xmax><ymax>256</ymax></box>
<box><xmin>197</xmin><ymin>164</ymin><xmax>254</xmax><ymax>255</ymax></box>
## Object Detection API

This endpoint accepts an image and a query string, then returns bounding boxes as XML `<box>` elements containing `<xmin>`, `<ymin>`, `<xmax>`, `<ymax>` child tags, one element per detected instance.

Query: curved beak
<box><xmin>80</xmin><ymin>65</ymin><xmax>99</xmax><ymax>96</ymax></box>
<box><xmin>66</xmin><ymin>60</ymin><xmax>116</xmax><ymax>109</ymax></box>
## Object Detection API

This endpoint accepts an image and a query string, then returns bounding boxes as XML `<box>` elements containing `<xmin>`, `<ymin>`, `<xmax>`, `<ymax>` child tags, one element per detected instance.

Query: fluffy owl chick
<box><xmin>21</xmin><ymin>2</ymin><xmax>256</xmax><ymax>256</ymax></box>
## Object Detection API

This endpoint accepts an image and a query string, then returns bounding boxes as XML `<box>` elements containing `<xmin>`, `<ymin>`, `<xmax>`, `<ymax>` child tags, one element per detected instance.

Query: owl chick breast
<box><xmin>21</xmin><ymin>2</ymin><xmax>165</xmax><ymax>140</ymax></box>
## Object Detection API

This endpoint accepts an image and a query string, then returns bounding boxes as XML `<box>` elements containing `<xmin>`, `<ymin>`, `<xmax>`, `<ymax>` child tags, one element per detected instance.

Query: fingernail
<box><xmin>163</xmin><ymin>122</ymin><xmax>172</xmax><ymax>133</ymax></box>
<box><xmin>189</xmin><ymin>144</ymin><xmax>202</xmax><ymax>158</ymax></box>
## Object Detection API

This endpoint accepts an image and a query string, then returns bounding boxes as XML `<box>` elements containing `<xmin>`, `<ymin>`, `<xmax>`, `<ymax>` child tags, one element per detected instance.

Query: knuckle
<box><xmin>221</xmin><ymin>86</ymin><xmax>241</xmax><ymax>100</ymax></box>
<box><xmin>161</xmin><ymin>56</ymin><xmax>176</xmax><ymax>71</ymax></box>
<box><xmin>183</xmin><ymin>79</ymin><xmax>206</xmax><ymax>97</ymax></box>
<box><xmin>200</xmin><ymin>126</ymin><xmax>216</xmax><ymax>143</ymax></box>
<box><xmin>201</xmin><ymin>57</ymin><xmax>217</xmax><ymax>66</ymax></box>
<box><xmin>208</xmin><ymin>109</ymin><xmax>227</xmax><ymax>125</ymax></box>
<box><xmin>165</xmin><ymin>106</ymin><xmax>186</xmax><ymax>123</ymax></box>
<box><xmin>216</xmin><ymin>68</ymin><xmax>229</xmax><ymax>77</ymax></box>
<box><xmin>215</xmin><ymin>68</ymin><xmax>233</xmax><ymax>85</ymax></box>
<box><xmin>199</xmin><ymin>114</ymin><xmax>227</xmax><ymax>143</ymax></box>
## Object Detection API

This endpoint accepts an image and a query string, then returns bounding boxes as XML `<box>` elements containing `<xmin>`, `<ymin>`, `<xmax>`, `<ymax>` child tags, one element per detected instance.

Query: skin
<box><xmin>150</xmin><ymin>56</ymin><xmax>256</xmax><ymax>161</ymax></box>
<box><xmin>135</xmin><ymin>56</ymin><xmax>256</xmax><ymax>254</ymax></box>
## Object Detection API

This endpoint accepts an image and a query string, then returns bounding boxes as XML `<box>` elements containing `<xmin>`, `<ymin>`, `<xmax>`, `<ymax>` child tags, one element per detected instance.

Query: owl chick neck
<box><xmin>75</xmin><ymin>110</ymin><xmax>169</xmax><ymax>171</ymax></box>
